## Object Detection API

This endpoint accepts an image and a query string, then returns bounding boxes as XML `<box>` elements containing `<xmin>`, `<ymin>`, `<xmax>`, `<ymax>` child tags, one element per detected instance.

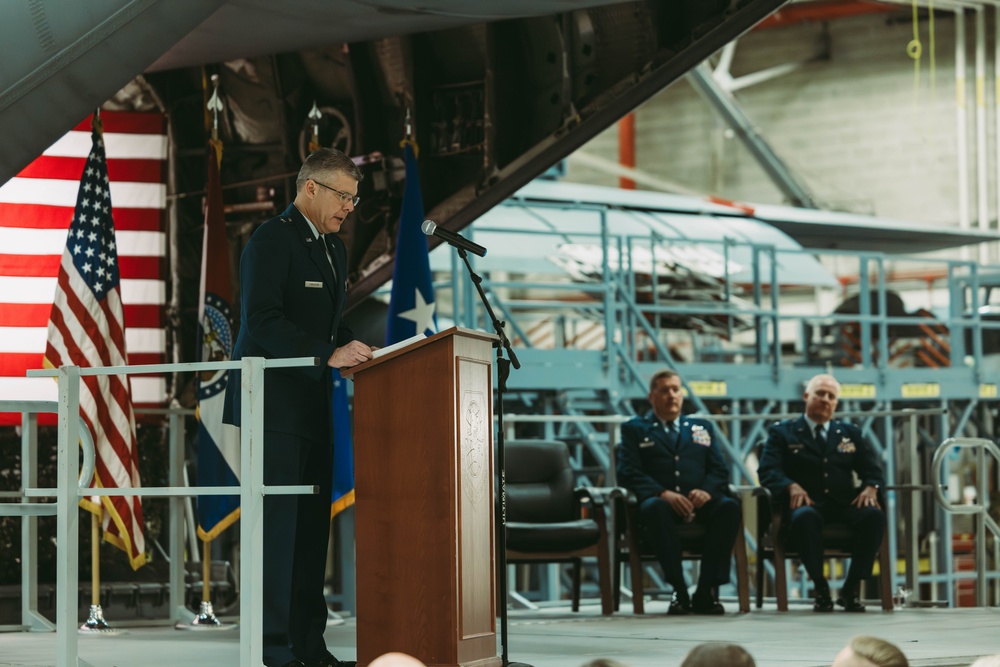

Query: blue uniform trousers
<box><xmin>638</xmin><ymin>495</ymin><xmax>741</xmax><ymax>594</ymax></box>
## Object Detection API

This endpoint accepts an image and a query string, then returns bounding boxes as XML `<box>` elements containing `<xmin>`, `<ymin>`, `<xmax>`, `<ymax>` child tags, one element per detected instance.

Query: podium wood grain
<box><xmin>346</xmin><ymin>327</ymin><xmax>501</xmax><ymax>667</ymax></box>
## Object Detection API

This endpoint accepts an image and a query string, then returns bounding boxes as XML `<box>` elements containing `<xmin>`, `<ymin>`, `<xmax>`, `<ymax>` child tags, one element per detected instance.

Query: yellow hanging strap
<box><xmin>908</xmin><ymin>0</ymin><xmax>923</xmax><ymax>108</ymax></box>
<box><xmin>929</xmin><ymin>0</ymin><xmax>935</xmax><ymax>97</ymax></box>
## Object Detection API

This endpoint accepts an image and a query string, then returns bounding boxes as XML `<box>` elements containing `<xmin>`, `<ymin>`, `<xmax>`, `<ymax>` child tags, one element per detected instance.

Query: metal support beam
<box><xmin>686</xmin><ymin>63</ymin><xmax>819</xmax><ymax>208</ymax></box>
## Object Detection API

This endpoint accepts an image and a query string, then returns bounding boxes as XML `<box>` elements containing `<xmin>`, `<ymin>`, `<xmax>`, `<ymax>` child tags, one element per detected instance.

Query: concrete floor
<box><xmin>0</xmin><ymin>601</ymin><xmax>997</xmax><ymax>667</ymax></box>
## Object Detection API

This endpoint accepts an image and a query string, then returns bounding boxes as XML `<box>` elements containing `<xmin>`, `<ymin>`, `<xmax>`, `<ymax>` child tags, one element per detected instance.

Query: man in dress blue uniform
<box><xmin>617</xmin><ymin>369</ymin><xmax>741</xmax><ymax>615</ymax></box>
<box><xmin>224</xmin><ymin>148</ymin><xmax>373</xmax><ymax>667</ymax></box>
<box><xmin>758</xmin><ymin>374</ymin><xmax>885</xmax><ymax>613</ymax></box>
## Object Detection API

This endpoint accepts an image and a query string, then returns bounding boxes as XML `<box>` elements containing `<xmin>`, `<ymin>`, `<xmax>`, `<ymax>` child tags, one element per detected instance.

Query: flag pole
<box><xmin>178</xmin><ymin>73</ymin><xmax>235</xmax><ymax>631</ymax></box>
<box><xmin>79</xmin><ymin>510</ymin><xmax>116</xmax><ymax>633</ymax></box>
<box><xmin>177</xmin><ymin>536</ymin><xmax>232</xmax><ymax>629</ymax></box>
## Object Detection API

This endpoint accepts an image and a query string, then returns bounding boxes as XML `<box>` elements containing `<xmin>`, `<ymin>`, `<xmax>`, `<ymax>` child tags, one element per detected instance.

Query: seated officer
<box><xmin>758</xmin><ymin>373</ymin><xmax>885</xmax><ymax>613</ymax></box>
<box><xmin>617</xmin><ymin>369</ymin><xmax>741</xmax><ymax>615</ymax></box>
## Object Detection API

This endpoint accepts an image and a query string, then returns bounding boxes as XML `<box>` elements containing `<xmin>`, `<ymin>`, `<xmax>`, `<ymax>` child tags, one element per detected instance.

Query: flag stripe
<box><xmin>71</xmin><ymin>114</ymin><xmax>165</xmax><ymax>135</ymax></box>
<box><xmin>43</xmin><ymin>131</ymin><xmax>167</xmax><ymax>160</ymax></box>
<box><xmin>0</xmin><ymin>178</ymin><xmax>165</xmax><ymax>209</ymax></box>
<box><xmin>0</xmin><ymin>376</ymin><xmax>163</xmax><ymax>402</ymax></box>
<box><xmin>0</xmin><ymin>277</ymin><xmax>165</xmax><ymax>304</ymax></box>
<box><xmin>0</xmin><ymin>304</ymin><xmax>161</xmax><ymax>328</ymax></box>
<box><xmin>0</xmin><ymin>254</ymin><xmax>162</xmax><ymax>279</ymax></box>
<box><xmin>18</xmin><ymin>156</ymin><xmax>164</xmax><ymax>183</ymax></box>
<box><xmin>0</xmin><ymin>352</ymin><xmax>162</xmax><ymax>375</ymax></box>
<box><xmin>0</xmin><ymin>228</ymin><xmax>163</xmax><ymax>255</ymax></box>
<box><xmin>0</xmin><ymin>327</ymin><xmax>164</xmax><ymax>354</ymax></box>
<box><xmin>2</xmin><ymin>203</ymin><xmax>162</xmax><ymax>230</ymax></box>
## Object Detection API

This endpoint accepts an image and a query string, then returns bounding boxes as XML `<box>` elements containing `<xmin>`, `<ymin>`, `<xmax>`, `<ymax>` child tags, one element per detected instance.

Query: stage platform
<box><xmin>1</xmin><ymin>600</ymin><xmax>997</xmax><ymax>667</ymax></box>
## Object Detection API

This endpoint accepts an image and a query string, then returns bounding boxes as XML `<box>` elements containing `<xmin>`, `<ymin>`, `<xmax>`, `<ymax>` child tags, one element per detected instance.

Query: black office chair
<box><xmin>754</xmin><ymin>486</ymin><xmax>893</xmax><ymax>611</ymax></box>
<box><xmin>504</xmin><ymin>439</ymin><xmax>616</xmax><ymax>615</ymax></box>
<box><xmin>612</xmin><ymin>487</ymin><xmax>751</xmax><ymax>614</ymax></box>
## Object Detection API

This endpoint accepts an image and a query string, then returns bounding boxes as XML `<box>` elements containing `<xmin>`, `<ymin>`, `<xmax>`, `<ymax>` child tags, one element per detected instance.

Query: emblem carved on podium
<box><xmin>461</xmin><ymin>390</ymin><xmax>487</xmax><ymax>507</ymax></box>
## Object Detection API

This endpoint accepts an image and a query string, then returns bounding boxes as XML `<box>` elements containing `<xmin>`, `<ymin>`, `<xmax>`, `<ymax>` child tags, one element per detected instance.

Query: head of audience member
<box><xmin>970</xmin><ymin>655</ymin><xmax>1000</xmax><ymax>667</ymax></box>
<box><xmin>832</xmin><ymin>636</ymin><xmax>908</xmax><ymax>667</ymax></box>
<box><xmin>804</xmin><ymin>373</ymin><xmax>840</xmax><ymax>425</ymax></box>
<box><xmin>579</xmin><ymin>659</ymin><xmax>630</xmax><ymax>667</ymax></box>
<box><xmin>680</xmin><ymin>642</ymin><xmax>755</xmax><ymax>667</ymax></box>
<box><xmin>648</xmin><ymin>369</ymin><xmax>683</xmax><ymax>424</ymax></box>
<box><xmin>368</xmin><ymin>652</ymin><xmax>427</xmax><ymax>667</ymax></box>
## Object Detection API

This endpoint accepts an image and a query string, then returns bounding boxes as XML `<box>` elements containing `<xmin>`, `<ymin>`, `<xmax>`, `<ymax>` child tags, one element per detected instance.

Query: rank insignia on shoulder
<box><xmin>837</xmin><ymin>438</ymin><xmax>856</xmax><ymax>454</ymax></box>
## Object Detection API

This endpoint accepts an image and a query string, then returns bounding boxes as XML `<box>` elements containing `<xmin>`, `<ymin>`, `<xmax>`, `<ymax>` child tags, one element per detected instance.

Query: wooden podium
<box><xmin>343</xmin><ymin>327</ymin><xmax>501</xmax><ymax>667</ymax></box>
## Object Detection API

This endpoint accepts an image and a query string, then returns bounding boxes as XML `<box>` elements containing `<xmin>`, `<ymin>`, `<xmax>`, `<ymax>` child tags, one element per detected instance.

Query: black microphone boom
<box><xmin>421</xmin><ymin>220</ymin><xmax>487</xmax><ymax>257</ymax></box>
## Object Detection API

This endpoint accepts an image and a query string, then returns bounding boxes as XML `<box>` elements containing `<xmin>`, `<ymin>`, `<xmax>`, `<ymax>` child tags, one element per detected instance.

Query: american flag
<box><xmin>42</xmin><ymin>118</ymin><xmax>147</xmax><ymax>569</ymax></box>
<box><xmin>0</xmin><ymin>111</ymin><xmax>167</xmax><ymax>427</ymax></box>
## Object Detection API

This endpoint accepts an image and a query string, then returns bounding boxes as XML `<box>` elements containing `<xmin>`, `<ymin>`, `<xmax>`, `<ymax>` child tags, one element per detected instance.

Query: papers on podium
<box><xmin>372</xmin><ymin>333</ymin><xmax>426</xmax><ymax>359</ymax></box>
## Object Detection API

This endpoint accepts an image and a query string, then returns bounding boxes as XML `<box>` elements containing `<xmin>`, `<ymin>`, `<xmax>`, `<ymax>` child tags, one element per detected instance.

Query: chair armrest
<box><xmin>574</xmin><ymin>485</ymin><xmax>627</xmax><ymax>508</ymax></box>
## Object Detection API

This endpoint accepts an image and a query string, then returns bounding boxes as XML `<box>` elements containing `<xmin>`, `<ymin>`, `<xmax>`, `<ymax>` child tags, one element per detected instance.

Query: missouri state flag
<box><xmin>196</xmin><ymin>139</ymin><xmax>240</xmax><ymax>540</ymax></box>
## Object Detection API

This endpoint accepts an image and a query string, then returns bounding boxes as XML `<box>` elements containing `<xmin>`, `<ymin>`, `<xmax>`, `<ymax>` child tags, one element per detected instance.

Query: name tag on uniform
<box><xmin>639</xmin><ymin>439</ymin><xmax>655</xmax><ymax>448</ymax></box>
<box><xmin>305</xmin><ymin>280</ymin><xmax>323</xmax><ymax>288</ymax></box>
<box><xmin>789</xmin><ymin>443</ymin><xmax>804</xmax><ymax>454</ymax></box>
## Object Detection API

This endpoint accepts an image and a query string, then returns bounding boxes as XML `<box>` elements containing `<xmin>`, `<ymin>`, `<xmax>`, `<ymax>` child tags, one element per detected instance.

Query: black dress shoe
<box><xmin>813</xmin><ymin>593</ymin><xmax>834</xmax><ymax>612</ymax></box>
<box><xmin>666</xmin><ymin>591</ymin><xmax>691</xmax><ymax>616</ymax></box>
<box><xmin>691</xmin><ymin>592</ymin><xmax>725</xmax><ymax>615</ymax></box>
<box><xmin>310</xmin><ymin>656</ymin><xmax>356</xmax><ymax>667</ymax></box>
<box><xmin>837</xmin><ymin>595</ymin><xmax>866</xmax><ymax>612</ymax></box>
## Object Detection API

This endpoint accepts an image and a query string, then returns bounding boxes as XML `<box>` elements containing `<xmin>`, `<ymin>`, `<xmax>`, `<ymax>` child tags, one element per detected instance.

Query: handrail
<box><xmin>6</xmin><ymin>356</ymin><xmax>320</xmax><ymax>667</ymax></box>
<box><xmin>931</xmin><ymin>436</ymin><xmax>1000</xmax><ymax>607</ymax></box>
<box><xmin>0</xmin><ymin>400</ymin><xmax>94</xmax><ymax>489</ymax></box>
<box><xmin>931</xmin><ymin>437</ymin><xmax>1000</xmax><ymax>515</ymax></box>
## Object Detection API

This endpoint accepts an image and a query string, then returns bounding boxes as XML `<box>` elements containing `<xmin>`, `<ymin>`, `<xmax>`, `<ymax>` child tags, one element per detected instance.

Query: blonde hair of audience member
<box><xmin>832</xmin><ymin>636</ymin><xmax>908</xmax><ymax>667</ymax></box>
<box><xmin>680</xmin><ymin>643</ymin><xmax>755</xmax><ymax>667</ymax></box>
<box><xmin>970</xmin><ymin>655</ymin><xmax>1000</xmax><ymax>667</ymax></box>
<box><xmin>368</xmin><ymin>652</ymin><xmax>428</xmax><ymax>667</ymax></box>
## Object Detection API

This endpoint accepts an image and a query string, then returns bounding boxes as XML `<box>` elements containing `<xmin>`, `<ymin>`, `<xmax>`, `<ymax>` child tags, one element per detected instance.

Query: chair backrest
<box><xmin>504</xmin><ymin>439</ymin><xmax>576</xmax><ymax>523</ymax></box>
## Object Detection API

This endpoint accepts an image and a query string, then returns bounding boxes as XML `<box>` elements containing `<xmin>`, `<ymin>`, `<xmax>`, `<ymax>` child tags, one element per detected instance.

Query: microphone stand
<box><xmin>455</xmin><ymin>247</ymin><xmax>529</xmax><ymax>667</ymax></box>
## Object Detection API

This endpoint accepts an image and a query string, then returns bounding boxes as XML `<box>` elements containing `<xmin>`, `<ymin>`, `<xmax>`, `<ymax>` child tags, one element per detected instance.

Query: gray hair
<box><xmin>296</xmin><ymin>147</ymin><xmax>362</xmax><ymax>193</ymax></box>
<box><xmin>805</xmin><ymin>373</ymin><xmax>840</xmax><ymax>395</ymax></box>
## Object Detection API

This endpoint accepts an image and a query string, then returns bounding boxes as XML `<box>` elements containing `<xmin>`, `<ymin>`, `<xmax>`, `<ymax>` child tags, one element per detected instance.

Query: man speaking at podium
<box><xmin>225</xmin><ymin>148</ymin><xmax>373</xmax><ymax>667</ymax></box>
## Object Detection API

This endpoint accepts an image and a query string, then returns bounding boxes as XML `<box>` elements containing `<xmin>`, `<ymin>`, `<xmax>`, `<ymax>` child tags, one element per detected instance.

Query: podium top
<box><xmin>340</xmin><ymin>326</ymin><xmax>497</xmax><ymax>379</ymax></box>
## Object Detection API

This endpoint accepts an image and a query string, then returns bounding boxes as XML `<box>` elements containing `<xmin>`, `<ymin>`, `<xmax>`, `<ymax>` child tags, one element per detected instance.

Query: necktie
<box><xmin>322</xmin><ymin>234</ymin><xmax>338</xmax><ymax>282</ymax></box>
<box><xmin>814</xmin><ymin>424</ymin><xmax>825</xmax><ymax>445</ymax></box>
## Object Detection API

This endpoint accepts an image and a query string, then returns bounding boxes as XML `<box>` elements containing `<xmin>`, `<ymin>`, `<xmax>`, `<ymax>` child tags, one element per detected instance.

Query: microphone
<box><xmin>421</xmin><ymin>220</ymin><xmax>487</xmax><ymax>257</ymax></box>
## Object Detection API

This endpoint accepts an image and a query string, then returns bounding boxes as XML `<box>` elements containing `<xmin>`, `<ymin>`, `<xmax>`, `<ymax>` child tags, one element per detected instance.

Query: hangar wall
<box><xmin>567</xmin><ymin>11</ymin><xmax>988</xmax><ymax>235</ymax></box>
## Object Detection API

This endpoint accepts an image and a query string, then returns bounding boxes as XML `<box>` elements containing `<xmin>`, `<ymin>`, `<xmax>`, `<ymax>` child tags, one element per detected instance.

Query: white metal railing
<box><xmin>932</xmin><ymin>437</ymin><xmax>1000</xmax><ymax>607</ymax></box>
<box><xmin>12</xmin><ymin>356</ymin><xmax>319</xmax><ymax>667</ymax></box>
<box><xmin>0</xmin><ymin>401</ymin><xmax>94</xmax><ymax>633</ymax></box>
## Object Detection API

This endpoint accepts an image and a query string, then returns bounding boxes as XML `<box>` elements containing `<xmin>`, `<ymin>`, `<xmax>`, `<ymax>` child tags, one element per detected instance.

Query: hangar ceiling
<box><xmin>1</xmin><ymin>0</ymin><xmax>788</xmax><ymax>326</ymax></box>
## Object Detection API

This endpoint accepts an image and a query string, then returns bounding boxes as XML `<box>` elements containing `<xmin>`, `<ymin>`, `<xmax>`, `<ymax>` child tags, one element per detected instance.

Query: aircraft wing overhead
<box><xmin>1</xmin><ymin>0</ymin><xmax>789</xmax><ymax>341</ymax></box>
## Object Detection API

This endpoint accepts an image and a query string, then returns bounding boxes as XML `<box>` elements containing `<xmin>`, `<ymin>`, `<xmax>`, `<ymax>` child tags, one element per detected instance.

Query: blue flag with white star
<box><xmin>385</xmin><ymin>141</ymin><xmax>437</xmax><ymax>344</ymax></box>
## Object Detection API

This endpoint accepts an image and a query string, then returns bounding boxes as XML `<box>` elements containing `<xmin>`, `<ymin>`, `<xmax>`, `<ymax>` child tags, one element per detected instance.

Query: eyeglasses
<box><xmin>313</xmin><ymin>179</ymin><xmax>360</xmax><ymax>206</ymax></box>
